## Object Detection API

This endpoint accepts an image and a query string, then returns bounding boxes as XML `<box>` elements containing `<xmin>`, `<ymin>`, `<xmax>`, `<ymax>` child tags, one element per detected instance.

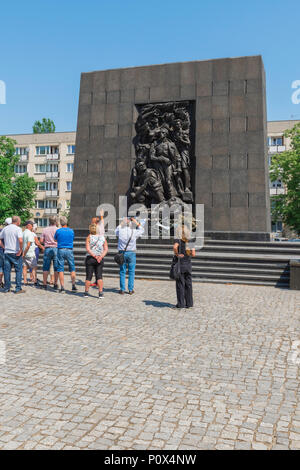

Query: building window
<box><xmin>15</xmin><ymin>147</ymin><xmax>28</xmax><ymax>155</ymax></box>
<box><xmin>37</xmin><ymin>182</ymin><xmax>46</xmax><ymax>191</ymax></box>
<box><xmin>36</xmin><ymin>200</ymin><xmax>45</xmax><ymax>209</ymax></box>
<box><xmin>34</xmin><ymin>218</ymin><xmax>49</xmax><ymax>227</ymax></box>
<box><xmin>67</xmin><ymin>145</ymin><xmax>76</xmax><ymax>154</ymax></box>
<box><xmin>66</xmin><ymin>181</ymin><xmax>72</xmax><ymax>191</ymax></box>
<box><xmin>15</xmin><ymin>164</ymin><xmax>27</xmax><ymax>173</ymax></box>
<box><xmin>268</xmin><ymin>137</ymin><xmax>283</xmax><ymax>146</ymax></box>
<box><xmin>46</xmin><ymin>164</ymin><xmax>58</xmax><ymax>172</ymax></box>
<box><xmin>271</xmin><ymin>221</ymin><xmax>283</xmax><ymax>232</ymax></box>
<box><xmin>46</xmin><ymin>182</ymin><xmax>58</xmax><ymax>190</ymax></box>
<box><xmin>271</xmin><ymin>180</ymin><xmax>283</xmax><ymax>188</ymax></box>
<box><xmin>36</xmin><ymin>146</ymin><xmax>50</xmax><ymax>155</ymax></box>
<box><xmin>66</xmin><ymin>163</ymin><xmax>74</xmax><ymax>172</ymax></box>
<box><xmin>35</xmin><ymin>164</ymin><xmax>47</xmax><ymax>173</ymax></box>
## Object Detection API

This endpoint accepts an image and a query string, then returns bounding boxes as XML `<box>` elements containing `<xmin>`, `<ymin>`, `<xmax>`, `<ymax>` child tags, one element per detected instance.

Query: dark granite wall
<box><xmin>70</xmin><ymin>56</ymin><xmax>271</xmax><ymax>237</ymax></box>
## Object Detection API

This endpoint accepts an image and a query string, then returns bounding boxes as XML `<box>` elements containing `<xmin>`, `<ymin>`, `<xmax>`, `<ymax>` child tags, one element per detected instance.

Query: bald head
<box><xmin>12</xmin><ymin>216</ymin><xmax>21</xmax><ymax>226</ymax></box>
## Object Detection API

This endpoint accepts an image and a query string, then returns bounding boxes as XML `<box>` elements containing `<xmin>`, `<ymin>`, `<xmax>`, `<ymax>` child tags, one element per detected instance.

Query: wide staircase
<box><xmin>39</xmin><ymin>236</ymin><xmax>300</xmax><ymax>288</ymax></box>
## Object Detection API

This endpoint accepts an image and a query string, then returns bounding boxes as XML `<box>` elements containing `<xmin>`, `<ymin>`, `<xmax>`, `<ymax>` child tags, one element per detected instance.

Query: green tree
<box><xmin>0</xmin><ymin>136</ymin><xmax>36</xmax><ymax>224</ymax></box>
<box><xmin>270</xmin><ymin>122</ymin><xmax>300</xmax><ymax>236</ymax></box>
<box><xmin>0</xmin><ymin>136</ymin><xmax>19</xmax><ymax>220</ymax></box>
<box><xmin>10</xmin><ymin>174</ymin><xmax>36</xmax><ymax>223</ymax></box>
<box><xmin>33</xmin><ymin>118</ymin><xmax>56</xmax><ymax>134</ymax></box>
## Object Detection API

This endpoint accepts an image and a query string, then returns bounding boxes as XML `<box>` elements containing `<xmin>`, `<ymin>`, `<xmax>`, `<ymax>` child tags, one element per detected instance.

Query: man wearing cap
<box><xmin>0</xmin><ymin>216</ymin><xmax>24</xmax><ymax>293</ymax></box>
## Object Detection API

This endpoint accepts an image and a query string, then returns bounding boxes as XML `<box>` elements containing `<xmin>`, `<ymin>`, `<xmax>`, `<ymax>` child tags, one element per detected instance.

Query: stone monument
<box><xmin>70</xmin><ymin>56</ymin><xmax>271</xmax><ymax>240</ymax></box>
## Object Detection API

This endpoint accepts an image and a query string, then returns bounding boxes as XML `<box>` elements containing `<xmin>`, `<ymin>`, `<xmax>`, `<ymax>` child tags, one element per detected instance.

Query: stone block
<box><xmin>106</xmin><ymin>69</ymin><xmax>120</xmax><ymax>90</ymax></box>
<box><xmin>230</xmin><ymin>193</ymin><xmax>248</xmax><ymax>207</ymax></box>
<box><xmin>80</xmin><ymin>73</ymin><xmax>94</xmax><ymax>93</ymax></box>
<box><xmin>212</xmin><ymin>96</ymin><xmax>228</xmax><ymax>118</ymax></box>
<box><xmin>290</xmin><ymin>260</ymin><xmax>300</xmax><ymax>290</ymax></box>
<box><xmin>212</xmin><ymin>207</ymin><xmax>230</xmax><ymax>230</ymax></box>
<box><xmin>180</xmin><ymin>85</ymin><xmax>196</xmax><ymax>100</ymax></box>
<box><xmin>104</xmin><ymin>124</ymin><xmax>118</xmax><ymax>138</ymax></box>
<box><xmin>105</xmin><ymin>104</ymin><xmax>119</xmax><ymax>124</ymax></box>
<box><xmin>249</xmin><ymin>192</ymin><xmax>267</xmax><ymax>207</ymax></box>
<box><xmin>90</xmin><ymin>104</ymin><xmax>105</xmax><ymax>126</ymax></box>
<box><xmin>107</xmin><ymin>90</ymin><xmax>120</xmax><ymax>104</ymax></box>
<box><xmin>180</xmin><ymin>62</ymin><xmax>196</xmax><ymax>85</ymax></box>
<box><xmin>196</xmin><ymin>119</ymin><xmax>212</xmax><ymax>134</ymax></box>
<box><xmin>213</xmin><ymin>58</ymin><xmax>230</xmax><ymax>80</ymax></box>
<box><xmin>213</xmin><ymin>81</ymin><xmax>229</xmax><ymax>96</ymax></box>
<box><xmin>119</xmin><ymin>103</ymin><xmax>133</xmax><ymax>124</ymax></box>
<box><xmin>230</xmin><ymin>153</ymin><xmax>248</xmax><ymax>169</ymax></box>
<box><xmin>149</xmin><ymin>86</ymin><xmax>180</xmax><ymax>102</ymax></box>
<box><xmin>196</xmin><ymin>82</ymin><xmax>212</xmax><ymax>97</ymax></box>
<box><xmin>248</xmin><ymin>152</ymin><xmax>265</xmax><ymax>170</ymax></box>
<box><xmin>135</xmin><ymin>88</ymin><xmax>150</xmax><ymax>103</ymax></box>
<box><xmin>121</xmin><ymin>89</ymin><xmax>135</xmax><ymax>103</ymax></box>
<box><xmin>229</xmin><ymin>96</ymin><xmax>246</xmax><ymax>116</ymax></box>
<box><xmin>230</xmin><ymin>117</ymin><xmax>246</xmax><ymax>133</ymax></box>
<box><xmin>213</xmin><ymin>193</ymin><xmax>230</xmax><ymax>207</ymax></box>
<box><xmin>93</xmin><ymin>71</ymin><xmax>106</xmax><ymax>92</ymax></box>
<box><xmin>212</xmin><ymin>154</ymin><xmax>228</xmax><ymax>169</ymax></box>
<box><xmin>213</xmin><ymin>119</ymin><xmax>229</xmax><ymax>134</ymax></box>
<box><xmin>230</xmin><ymin>207</ymin><xmax>249</xmax><ymax>230</ymax></box>
<box><xmin>196</xmin><ymin>97</ymin><xmax>212</xmax><ymax>119</ymax></box>
<box><xmin>93</xmin><ymin>91</ymin><xmax>106</xmax><ymax>104</ymax></box>
<box><xmin>230</xmin><ymin>170</ymin><xmax>249</xmax><ymax>192</ymax></box>
<box><xmin>212</xmin><ymin>170</ymin><xmax>230</xmax><ymax>193</ymax></box>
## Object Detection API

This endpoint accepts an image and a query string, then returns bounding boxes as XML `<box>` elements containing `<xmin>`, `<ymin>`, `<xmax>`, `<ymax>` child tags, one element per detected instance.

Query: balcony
<box><xmin>19</xmin><ymin>154</ymin><xmax>28</xmax><ymax>162</ymax></box>
<box><xmin>270</xmin><ymin>188</ymin><xmax>285</xmax><ymax>195</ymax></box>
<box><xmin>45</xmin><ymin>190</ymin><xmax>59</xmax><ymax>197</ymax></box>
<box><xmin>46</xmin><ymin>172</ymin><xmax>59</xmax><ymax>179</ymax></box>
<box><xmin>46</xmin><ymin>153</ymin><xmax>59</xmax><ymax>161</ymax></box>
<box><xmin>268</xmin><ymin>145</ymin><xmax>286</xmax><ymax>154</ymax></box>
<box><xmin>44</xmin><ymin>208</ymin><xmax>58</xmax><ymax>215</ymax></box>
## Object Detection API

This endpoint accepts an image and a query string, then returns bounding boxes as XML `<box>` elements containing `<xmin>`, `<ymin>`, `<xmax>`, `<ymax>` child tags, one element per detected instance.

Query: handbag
<box><xmin>114</xmin><ymin>229</ymin><xmax>133</xmax><ymax>266</ymax></box>
<box><xmin>169</xmin><ymin>240</ymin><xmax>182</xmax><ymax>280</ymax></box>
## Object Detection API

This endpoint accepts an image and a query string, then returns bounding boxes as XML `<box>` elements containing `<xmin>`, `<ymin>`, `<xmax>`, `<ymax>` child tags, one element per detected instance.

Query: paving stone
<box><xmin>0</xmin><ymin>277</ymin><xmax>299</xmax><ymax>450</ymax></box>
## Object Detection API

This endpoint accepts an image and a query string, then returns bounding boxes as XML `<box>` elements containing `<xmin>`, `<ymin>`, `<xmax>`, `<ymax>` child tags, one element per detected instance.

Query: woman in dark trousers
<box><xmin>173</xmin><ymin>227</ymin><xmax>195</xmax><ymax>309</ymax></box>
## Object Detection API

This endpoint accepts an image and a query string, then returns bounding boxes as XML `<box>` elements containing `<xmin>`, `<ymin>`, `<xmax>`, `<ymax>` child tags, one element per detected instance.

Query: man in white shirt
<box><xmin>22</xmin><ymin>221</ymin><xmax>38</xmax><ymax>286</ymax></box>
<box><xmin>0</xmin><ymin>216</ymin><xmax>24</xmax><ymax>293</ymax></box>
<box><xmin>115</xmin><ymin>217</ymin><xmax>144</xmax><ymax>295</ymax></box>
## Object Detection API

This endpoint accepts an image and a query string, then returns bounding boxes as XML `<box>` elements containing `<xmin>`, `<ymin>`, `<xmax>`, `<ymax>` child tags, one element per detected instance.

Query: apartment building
<box><xmin>8</xmin><ymin>131</ymin><xmax>76</xmax><ymax>232</ymax></box>
<box><xmin>267</xmin><ymin>119</ymin><xmax>300</xmax><ymax>234</ymax></box>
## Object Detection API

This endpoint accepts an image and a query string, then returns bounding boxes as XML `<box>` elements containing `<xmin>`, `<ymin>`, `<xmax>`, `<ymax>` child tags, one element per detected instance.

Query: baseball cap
<box><xmin>4</xmin><ymin>217</ymin><xmax>12</xmax><ymax>225</ymax></box>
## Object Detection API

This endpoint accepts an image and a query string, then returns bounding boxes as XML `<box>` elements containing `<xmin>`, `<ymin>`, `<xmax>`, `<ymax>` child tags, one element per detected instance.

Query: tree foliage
<box><xmin>0</xmin><ymin>136</ymin><xmax>36</xmax><ymax>224</ymax></box>
<box><xmin>33</xmin><ymin>118</ymin><xmax>56</xmax><ymax>134</ymax></box>
<box><xmin>270</xmin><ymin>123</ymin><xmax>300</xmax><ymax>235</ymax></box>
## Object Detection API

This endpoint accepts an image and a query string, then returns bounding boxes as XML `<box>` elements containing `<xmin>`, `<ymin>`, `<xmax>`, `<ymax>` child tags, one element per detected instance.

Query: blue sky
<box><xmin>0</xmin><ymin>0</ymin><xmax>299</xmax><ymax>134</ymax></box>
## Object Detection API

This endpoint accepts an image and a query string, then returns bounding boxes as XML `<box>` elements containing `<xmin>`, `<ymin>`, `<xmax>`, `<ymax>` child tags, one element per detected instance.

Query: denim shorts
<box><xmin>43</xmin><ymin>247</ymin><xmax>58</xmax><ymax>272</ymax></box>
<box><xmin>57</xmin><ymin>248</ymin><xmax>75</xmax><ymax>273</ymax></box>
<box><xmin>0</xmin><ymin>251</ymin><xmax>4</xmax><ymax>274</ymax></box>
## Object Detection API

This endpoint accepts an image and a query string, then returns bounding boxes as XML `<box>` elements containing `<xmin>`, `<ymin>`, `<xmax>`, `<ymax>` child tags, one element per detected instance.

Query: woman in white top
<box><xmin>84</xmin><ymin>223</ymin><xmax>108</xmax><ymax>299</ymax></box>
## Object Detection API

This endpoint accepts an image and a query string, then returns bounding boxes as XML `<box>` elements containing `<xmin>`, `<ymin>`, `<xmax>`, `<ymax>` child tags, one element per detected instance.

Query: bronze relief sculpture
<box><xmin>129</xmin><ymin>101</ymin><xmax>194</xmax><ymax>207</ymax></box>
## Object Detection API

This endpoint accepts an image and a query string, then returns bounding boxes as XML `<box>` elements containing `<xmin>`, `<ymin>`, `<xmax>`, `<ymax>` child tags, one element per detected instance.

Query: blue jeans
<box><xmin>0</xmin><ymin>251</ymin><xmax>4</xmax><ymax>274</ymax></box>
<box><xmin>57</xmin><ymin>248</ymin><xmax>75</xmax><ymax>273</ymax></box>
<box><xmin>119</xmin><ymin>251</ymin><xmax>136</xmax><ymax>292</ymax></box>
<box><xmin>3</xmin><ymin>253</ymin><xmax>23</xmax><ymax>292</ymax></box>
<box><xmin>43</xmin><ymin>247</ymin><xmax>58</xmax><ymax>272</ymax></box>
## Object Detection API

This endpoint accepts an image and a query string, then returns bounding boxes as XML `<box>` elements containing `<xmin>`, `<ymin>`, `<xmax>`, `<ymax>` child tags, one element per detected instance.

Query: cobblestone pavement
<box><xmin>0</xmin><ymin>276</ymin><xmax>300</xmax><ymax>450</ymax></box>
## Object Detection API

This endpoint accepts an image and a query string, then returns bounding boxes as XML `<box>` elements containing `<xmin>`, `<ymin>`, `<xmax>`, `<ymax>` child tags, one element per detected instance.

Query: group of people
<box><xmin>0</xmin><ymin>213</ymin><xmax>195</xmax><ymax>308</ymax></box>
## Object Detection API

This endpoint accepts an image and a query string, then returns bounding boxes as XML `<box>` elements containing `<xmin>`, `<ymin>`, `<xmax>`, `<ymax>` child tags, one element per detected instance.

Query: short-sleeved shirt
<box><xmin>115</xmin><ymin>225</ymin><xmax>144</xmax><ymax>251</ymax></box>
<box><xmin>174</xmin><ymin>239</ymin><xmax>191</xmax><ymax>264</ymax></box>
<box><xmin>23</xmin><ymin>229</ymin><xmax>36</xmax><ymax>258</ymax></box>
<box><xmin>54</xmin><ymin>227</ymin><xmax>74</xmax><ymax>249</ymax></box>
<box><xmin>86</xmin><ymin>235</ymin><xmax>105</xmax><ymax>257</ymax></box>
<box><xmin>41</xmin><ymin>225</ymin><xmax>57</xmax><ymax>248</ymax></box>
<box><xmin>0</xmin><ymin>224</ymin><xmax>23</xmax><ymax>254</ymax></box>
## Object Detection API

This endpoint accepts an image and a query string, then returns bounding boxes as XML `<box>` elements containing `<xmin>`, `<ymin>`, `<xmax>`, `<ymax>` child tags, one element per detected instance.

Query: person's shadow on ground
<box><xmin>143</xmin><ymin>300</ymin><xmax>174</xmax><ymax>308</ymax></box>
